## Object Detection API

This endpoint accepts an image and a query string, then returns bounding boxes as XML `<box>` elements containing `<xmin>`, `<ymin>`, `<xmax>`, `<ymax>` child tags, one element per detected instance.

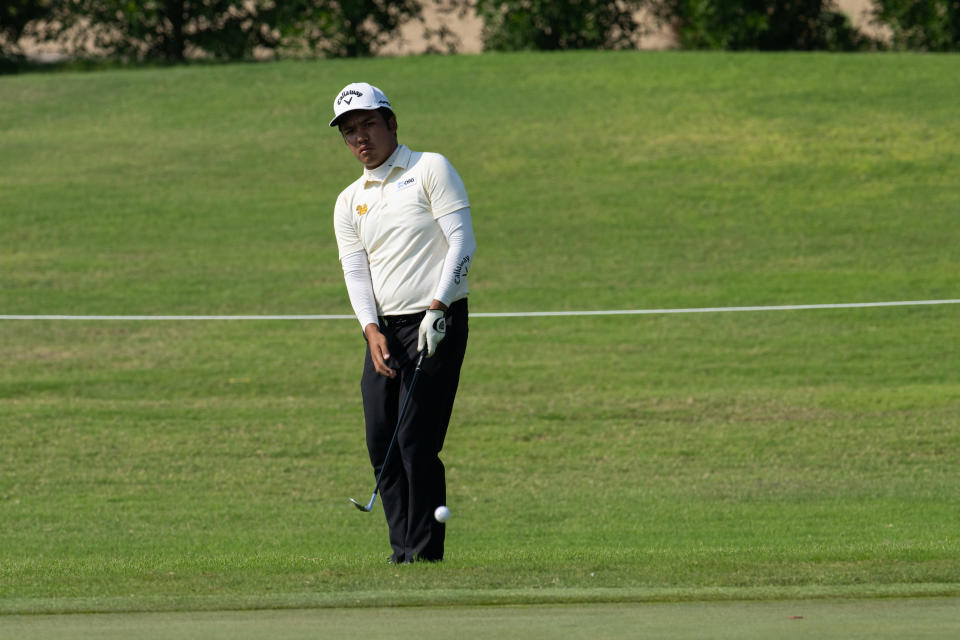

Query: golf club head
<box><xmin>350</xmin><ymin>494</ymin><xmax>376</xmax><ymax>512</ymax></box>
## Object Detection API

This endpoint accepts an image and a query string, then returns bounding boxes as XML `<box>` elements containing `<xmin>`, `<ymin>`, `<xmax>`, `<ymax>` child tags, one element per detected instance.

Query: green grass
<box><xmin>1</xmin><ymin>52</ymin><xmax>959</xmax><ymax>616</ymax></box>
<box><xmin>2</xmin><ymin>53</ymin><xmax>959</xmax><ymax>314</ymax></box>
<box><xmin>4</xmin><ymin>598</ymin><xmax>960</xmax><ymax>640</ymax></box>
<box><xmin>1</xmin><ymin>309</ymin><xmax>957</xmax><ymax>612</ymax></box>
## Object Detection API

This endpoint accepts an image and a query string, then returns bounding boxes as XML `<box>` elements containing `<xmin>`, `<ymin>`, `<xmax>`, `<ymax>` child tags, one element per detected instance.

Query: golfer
<box><xmin>330</xmin><ymin>83</ymin><xmax>476</xmax><ymax>563</ymax></box>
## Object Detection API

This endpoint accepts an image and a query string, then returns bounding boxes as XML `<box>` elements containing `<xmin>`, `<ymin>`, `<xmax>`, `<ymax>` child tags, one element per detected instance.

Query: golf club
<box><xmin>350</xmin><ymin>349</ymin><xmax>427</xmax><ymax>512</ymax></box>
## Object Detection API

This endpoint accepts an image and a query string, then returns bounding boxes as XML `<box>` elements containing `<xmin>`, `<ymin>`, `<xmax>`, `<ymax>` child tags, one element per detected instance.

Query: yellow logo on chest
<box><xmin>356</xmin><ymin>203</ymin><xmax>369</xmax><ymax>216</ymax></box>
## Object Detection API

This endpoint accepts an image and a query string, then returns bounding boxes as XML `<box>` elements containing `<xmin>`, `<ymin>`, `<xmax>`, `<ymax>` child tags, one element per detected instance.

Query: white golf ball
<box><xmin>434</xmin><ymin>505</ymin><xmax>451</xmax><ymax>523</ymax></box>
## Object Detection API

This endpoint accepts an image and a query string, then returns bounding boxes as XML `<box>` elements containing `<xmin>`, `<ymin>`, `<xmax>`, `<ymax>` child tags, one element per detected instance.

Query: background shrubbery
<box><xmin>872</xmin><ymin>0</ymin><xmax>960</xmax><ymax>51</ymax></box>
<box><xmin>0</xmin><ymin>0</ymin><xmax>425</xmax><ymax>64</ymax></box>
<box><xmin>473</xmin><ymin>0</ymin><xmax>646</xmax><ymax>50</ymax></box>
<box><xmin>2</xmin><ymin>1</ymin><xmax>959</xmax><ymax>69</ymax></box>
<box><xmin>646</xmin><ymin>0</ymin><xmax>869</xmax><ymax>51</ymax></box>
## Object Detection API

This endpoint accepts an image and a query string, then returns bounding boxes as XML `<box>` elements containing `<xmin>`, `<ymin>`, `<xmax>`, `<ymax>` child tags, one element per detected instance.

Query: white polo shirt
<box><xmin>334</xmin><ymin>144</ymin><xmax>471</xmax><ymax>316</ymax></box>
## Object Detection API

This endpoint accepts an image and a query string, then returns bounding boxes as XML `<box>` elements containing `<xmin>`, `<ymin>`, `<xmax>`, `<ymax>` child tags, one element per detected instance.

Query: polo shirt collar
<box><xmin>363</xmin><ymin>144</ymin><xmax>411</xmax><ymax>186</ymax></box>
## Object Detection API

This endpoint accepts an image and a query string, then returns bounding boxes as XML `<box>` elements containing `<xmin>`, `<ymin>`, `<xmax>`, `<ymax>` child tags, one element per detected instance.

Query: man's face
<box><xmin>338</xmin><ymin>110</ymin><xmax>398</xmax><ymax>170</ymax></box>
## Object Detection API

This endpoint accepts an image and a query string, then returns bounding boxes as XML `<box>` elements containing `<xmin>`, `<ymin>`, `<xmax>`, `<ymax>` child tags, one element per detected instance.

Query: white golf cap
<box><xmin>329</xmin><ymin>82</ymin><xmax>393</xmax><ymax>127</ymax></box>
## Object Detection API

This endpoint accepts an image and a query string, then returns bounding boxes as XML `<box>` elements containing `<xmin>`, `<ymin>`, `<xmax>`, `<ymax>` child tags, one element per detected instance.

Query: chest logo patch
<box><xmin>356</xmin><ymin>203</ymin><xmax>369</xmax><ymax>216</ymax></box>
<box><xmin>397</xmin><ymin>176</ymin><xmax>417</xmax><ymax>191</ymax></box>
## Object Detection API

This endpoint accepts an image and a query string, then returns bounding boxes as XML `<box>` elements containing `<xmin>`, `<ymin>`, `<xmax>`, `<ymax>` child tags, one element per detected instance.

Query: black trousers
<box><xmin>361</xmin><ymin>298</ymin><xmax>468</xmax><ymax>562</ymax></box>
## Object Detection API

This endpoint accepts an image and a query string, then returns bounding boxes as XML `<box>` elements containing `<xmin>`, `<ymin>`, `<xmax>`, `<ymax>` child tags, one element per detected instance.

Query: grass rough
<box><xmin>1</xmin><ymin>52</ymin><xmax>959</xmax><ymax>614</ymax></box>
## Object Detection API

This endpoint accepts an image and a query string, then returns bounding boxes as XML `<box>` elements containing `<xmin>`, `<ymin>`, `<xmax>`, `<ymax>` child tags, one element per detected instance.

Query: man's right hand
<box><xmin>364</xmin><ymin>324</ymin><xmax>397</xmax><ymax>378</ymax></box>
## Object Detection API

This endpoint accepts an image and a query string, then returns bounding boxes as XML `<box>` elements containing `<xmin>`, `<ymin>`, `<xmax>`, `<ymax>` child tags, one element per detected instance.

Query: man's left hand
<box><xmin>418</xmin><ymin>309</ymin><xmax>446</xmax><ymax>357</ymax></box>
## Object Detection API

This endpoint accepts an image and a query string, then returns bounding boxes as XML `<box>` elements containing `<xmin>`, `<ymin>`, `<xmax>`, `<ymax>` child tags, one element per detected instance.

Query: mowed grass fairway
<box><xmin>1</xmin><ymin>51</ymin><xmax>959</xmax><ymax>635</ymax></box>
<box><xmin>4</xmin><ymin>598</ymin><xmax>960</xmax><ymax>640</ymax></box>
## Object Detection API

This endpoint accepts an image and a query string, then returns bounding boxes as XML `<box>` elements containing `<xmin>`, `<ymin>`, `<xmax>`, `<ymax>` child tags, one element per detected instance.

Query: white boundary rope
<box><xmin>2</xmin><ymin>299</ymin><xmax>958</xmax><ymax>321</ymax></box>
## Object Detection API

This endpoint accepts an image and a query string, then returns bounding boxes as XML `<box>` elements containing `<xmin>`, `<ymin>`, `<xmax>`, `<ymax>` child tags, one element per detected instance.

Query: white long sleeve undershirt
<box><xmin>340</xmin><ymin>250</ymin><xmax>379</xmax><ymax>329</ymax></box>
<box><xmin>340</xmin><ymin>207</ymin><xmax>476</xmax><ymax>330</ymax></box>
<box><xmin>433</xmin><ymin>208</ymin><xmax>477</xmax><ymax>306</ymax></box>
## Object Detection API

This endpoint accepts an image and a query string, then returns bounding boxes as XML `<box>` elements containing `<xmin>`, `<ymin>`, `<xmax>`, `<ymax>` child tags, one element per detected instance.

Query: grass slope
<box><xmin>2</xmin><ymin>53</ymin><xmax>959</xmax><ymax>314</ymax></box>
<box><xmin>1</xmin><ymin>52</ymin><xmax>959</xmax><ymax>613</ymax></box>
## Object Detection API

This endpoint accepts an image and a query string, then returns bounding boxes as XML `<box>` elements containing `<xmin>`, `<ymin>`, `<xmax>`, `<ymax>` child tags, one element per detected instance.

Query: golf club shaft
<box><xmin>352</xmin><ymin>350</ymin><xmax>426</xmax><ymax>510</ymax></box>
<box><xmin>372</xmin><ymin>350</ymin><xmax>425</xmax><ymax>494</ymax></box>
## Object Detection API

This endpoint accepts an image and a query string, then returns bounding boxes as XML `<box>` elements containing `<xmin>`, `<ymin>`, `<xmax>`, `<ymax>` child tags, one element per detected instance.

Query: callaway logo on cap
<box><xmin>329</xmin><ymin>82</ymin><xmax>392</xmax><ymax>127</ymax></box>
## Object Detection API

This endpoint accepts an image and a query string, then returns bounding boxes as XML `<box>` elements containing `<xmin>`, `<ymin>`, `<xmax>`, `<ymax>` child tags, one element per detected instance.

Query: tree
<box><xmin>283</xmin><ymin>0</ymin><xmax>423</xmax><ymax>58</ymax></box>
<box><xmin>872</xmin><ymin>0</ymin><xmax>960</xmax><ymax>51</ymax></box>
<box><xmin>43</xmin><ymin>0</ymin><xmax>269</xmax><ymax>61</ymax></box>
<box><xmin>44</xmin><ymin>0</ymin><xmax>422</xmax><ymax>62</ymax></box>
<box><xmin>473</xmin><ymin>0</ymin><xmax>647</xmax><ymax>51</ymax></box>
<box><xmin>1</xmin><ymin>0</ymin><xmax>55</xmax><ymax>63</ymax></box>
<box><xmin>649</xmin><ymin>0</ymin><xmax>870</xmax><ymax>51</ymax></box>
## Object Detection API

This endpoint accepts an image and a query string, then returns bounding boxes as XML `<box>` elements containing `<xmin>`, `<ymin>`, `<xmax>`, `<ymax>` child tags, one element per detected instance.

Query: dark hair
<box><xmin>377</xmin><ymin>107</ymin><xmax>396</xmax><ymax>125</ymax></box>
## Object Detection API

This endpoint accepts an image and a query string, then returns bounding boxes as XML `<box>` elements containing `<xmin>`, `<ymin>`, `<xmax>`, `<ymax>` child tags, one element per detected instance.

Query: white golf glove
<box><xmin>417</xmin><ymin>309</ymin><xmax>446</xmax><ymax>357</ymax></box>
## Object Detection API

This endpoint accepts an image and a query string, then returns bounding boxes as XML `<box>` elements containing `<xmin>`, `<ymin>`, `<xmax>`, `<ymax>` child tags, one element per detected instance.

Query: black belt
<box><xmin>379</xmin><ymin>311</ymin><xmax>426</xmax><ymax>328</ymax></box>
<box><xmin>380</xmin><ymin>299</ymin><xmax>466</xmax><ymax>328</ymax></box>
